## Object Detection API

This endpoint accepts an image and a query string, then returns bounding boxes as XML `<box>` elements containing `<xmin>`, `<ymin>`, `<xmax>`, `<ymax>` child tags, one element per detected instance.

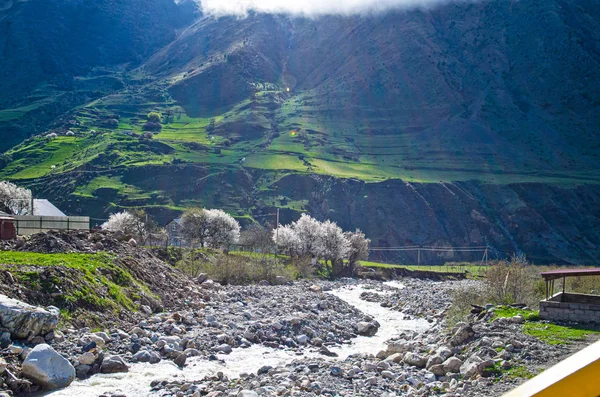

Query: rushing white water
<box><xmin>46</xmin><ymin>282</ymin><xmax>430</xmax><ymax>397</ymax></box>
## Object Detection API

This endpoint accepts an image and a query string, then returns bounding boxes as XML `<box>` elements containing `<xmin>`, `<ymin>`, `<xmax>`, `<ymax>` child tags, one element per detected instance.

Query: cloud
<box><xmin>199</xmin><ymin>0</ymin><xmax>460</xmax><ymax>17</ymax></box>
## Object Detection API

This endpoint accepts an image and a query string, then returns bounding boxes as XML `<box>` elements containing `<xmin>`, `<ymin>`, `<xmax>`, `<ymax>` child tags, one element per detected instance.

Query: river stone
<box><xmin>450</xmin><ymin>325</ymin><xmax>475</xmax><ymax>346</ymax></box>
<box><xmin>216</xmin><ymin>343</ymin><xmax>233</xmax><ymax>354</ymax></box>
<box><xmin>174</xmin><ymin>353</ymin><xmax>187</xmax><ymax>368</ymax></box>
<box><xmin>21</xmin><ymin>344</ymin><xmax>75</xmax><ymax>390</ymax></box>
<box><xmin>386</xmin><ymin>341</ymin><xmax>412</xmax><ymax>354</ymax></box>
<box><xmin>78</xmin><ymin>352</ymin><xmax>96</xmax><ymax>366</ymax></box>
<box><xmin>460</xmin><ymin>355</ymin><xmax>483</xmax><ymax>378</ymax></box>
<box><xmin>0</xmin><ymin>295</ymin><xmax>59</xmax><ymax>339</ymax></box>
<box><xmin>443</xmin><ymin>357</ymin><xmax>463</xmax><ymax>373</ymax></box>
<box><xmin>101</xmin><ymin>355</ymin><xmax>129</xmax><ymax>373</ymax></box>
<box><xmin>426</xmin><ymin>354</ymin><xmax>444</xmax><ymax>369</ymax></box>
<box><xmin>238</xmin><ymin>391</ymin><xmax>259</xmax><ymax>397</ymax></box>
<box><xmin>356</xmin><ymin>321</ymin><xmax>378</xmax><ymax>336</ymax></box>
<box><xmin>133</xmin><ymin>350</ymin><xmax>161</xmax><ymax>364</ymax></box>
<box><xmin>429</xmin><ymin>364</ymin><xmax>446</xmax><ymax>376</ymax></box>
<box><xmin>403</xmin><ymin>352</ymin><xmax>427</xmax><ymax>368</ymax></box>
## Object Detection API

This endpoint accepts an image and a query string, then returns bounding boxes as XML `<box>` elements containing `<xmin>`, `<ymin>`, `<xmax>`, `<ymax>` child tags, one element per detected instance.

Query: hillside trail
<box><xmin>44</xmin><ymin>281</ymin><xmax>430</xmax><ymax>397</ymax></box>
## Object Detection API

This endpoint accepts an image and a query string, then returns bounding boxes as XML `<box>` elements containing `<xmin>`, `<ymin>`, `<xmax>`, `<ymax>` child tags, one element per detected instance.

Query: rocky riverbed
<box><xmin>0</xmin><ymin>274</ymin><xmax>586</xmax><ymax>397</ymax></box>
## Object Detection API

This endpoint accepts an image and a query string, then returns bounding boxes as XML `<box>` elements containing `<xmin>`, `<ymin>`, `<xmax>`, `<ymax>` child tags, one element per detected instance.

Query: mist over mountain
<box><xmin>0</xmin><ymin>0</ymin><xmax>599</xmax><ymax>264</ymax></box>
<box><xmin>198</xmin><ymin>0</ymin><xmax>469</xmax><ymax>17</ymax></box>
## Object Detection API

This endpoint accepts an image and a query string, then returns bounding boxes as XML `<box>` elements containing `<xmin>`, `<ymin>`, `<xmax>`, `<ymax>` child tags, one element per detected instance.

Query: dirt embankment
<box><xmin>0</xmin><ymin>230</ymin><xmax>195</xmax><ymax>329</ymax></box>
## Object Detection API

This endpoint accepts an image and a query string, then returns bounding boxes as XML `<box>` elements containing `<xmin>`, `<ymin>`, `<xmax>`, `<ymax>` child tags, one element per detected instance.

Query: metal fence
<box><xmin>13</xmin><ymin>216</ymin><xmax>90</xmax><ymax>235</ymax></box>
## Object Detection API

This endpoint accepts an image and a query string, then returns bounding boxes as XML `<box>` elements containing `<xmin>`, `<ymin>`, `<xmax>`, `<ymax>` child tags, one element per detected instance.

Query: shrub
<box><xmin>179</xmin><ymin>253</ymin><xmax>293</xmax><ymax>285</ymax></box>
<box><xmin>101</xmin><ymin>118</ymin><xmax>119</xmax><ymax>129</ymax></box>
<box><xmin>485</xmin><ymin>257</ymin><xmax>539</xmax><ymax>307</ymax></box>
<box><xmin>147</xmin><ymin>112</ymin><xmax>162</xmax><ymax>123</ymax></box>
<box><xmin>142</xmin><ymin>122</ymin><xmax>162</xmax><ymax>132</ymax></box>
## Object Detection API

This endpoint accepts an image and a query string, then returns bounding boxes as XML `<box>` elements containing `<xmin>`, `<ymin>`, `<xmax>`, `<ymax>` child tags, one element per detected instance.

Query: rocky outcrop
<box><xmin>0</xmin><ymin>295</ymin><xmax>58</xmax><ymax>339</ymax></box>
<box><xmin>21</xmin><ymin>344</ymin><xmax>75</xmax><ymax>390</ymax></box>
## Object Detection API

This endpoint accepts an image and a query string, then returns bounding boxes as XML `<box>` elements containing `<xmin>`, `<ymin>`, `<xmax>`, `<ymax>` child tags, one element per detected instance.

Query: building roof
<box><xmin>170</xmin><ymin>218</ymin><xmax>183</xmax><ymax>225</ymax></box>
<box><xmin>540</xmin><ymin>268</ymin><xmax>600</xmax><ymax>281</ymax></box>
<box><xmin>32</xmin><ymin>199</ymin><xmax>66</xmax><ymax>217</ymax></box>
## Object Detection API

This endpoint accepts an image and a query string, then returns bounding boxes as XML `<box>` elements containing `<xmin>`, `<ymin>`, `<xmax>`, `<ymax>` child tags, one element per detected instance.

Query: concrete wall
<box><xmin>540</xmin><ymin>293</ymin><xmax>600</xmax><ymax>323</ymax></box>
<box><xmin>13</xmin><ymin>216</ymin><xmax>90</xmax><ymax>235</ymax></box>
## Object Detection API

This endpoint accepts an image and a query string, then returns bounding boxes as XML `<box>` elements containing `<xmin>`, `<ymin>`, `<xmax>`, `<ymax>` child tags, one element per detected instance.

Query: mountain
<box><xmin>0</xmin><ymin>0</ymin><xmax>599</xmax><ymax>264</ymax></box>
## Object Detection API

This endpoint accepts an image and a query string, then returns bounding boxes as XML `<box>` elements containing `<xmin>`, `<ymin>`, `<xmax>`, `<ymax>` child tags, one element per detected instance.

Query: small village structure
<box><xmin>166</xmin><ymin>217</ymin><xmax>185</xmax><ymax>246</ymax></box>
<box><xmin>12</xmin><ymin>199</ymin><xmax>89</xmax><ymax>235</ymax></box>
<box><xmin>0</xmin><ymin>211</ymin><xmax>16</xmax><ymax>240</ymax></box>
<box><xmin>540</xmin><ymin>268</ymin><xmax>600</xmax><ymax>324</ymax></box>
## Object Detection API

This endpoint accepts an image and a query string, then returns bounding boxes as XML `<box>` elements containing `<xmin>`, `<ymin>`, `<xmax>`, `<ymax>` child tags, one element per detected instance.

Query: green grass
<box><xmin>0</xmin><ymin>251</ymin><xmax>137</xmax><ymax>312</ymax></box>
<box><xmin>0</xmin><ymin>251</ymin><xmax>112</xmax><ymax>270</ymax></box>
<box><xmin>523</xmin><ymin>322</ymin><xmax>600</xmax><ymax>345</ymax></box>
<box><xmin>74</xmin><ymin>175</ymin><xmax>152</xmax><ymax>199</ymax></box>
<box><xmin>489</xmin><ymin>304</ymin><xmax>600</xmax><ymax>345</ymax></box>
<box><xmin>359</xmin><ymin>260</ymin><xmax>488</xmax><ymax>276</ymax></box>
<box><xmin>488</xmin><ymin>363</ymin><xmax>537</xmax><ymax>381</ymax></box>
<box><xmin>491</xmin><ymin>306</ymin><xmax>541</xmax><ymax>321</ymax></box>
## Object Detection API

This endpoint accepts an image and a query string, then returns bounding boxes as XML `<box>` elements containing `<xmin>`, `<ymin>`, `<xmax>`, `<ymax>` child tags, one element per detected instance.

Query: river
<box><xmin>46</xmin><ymin>281</ymin><xmax>430</xmax><ymax>396</ymax></box>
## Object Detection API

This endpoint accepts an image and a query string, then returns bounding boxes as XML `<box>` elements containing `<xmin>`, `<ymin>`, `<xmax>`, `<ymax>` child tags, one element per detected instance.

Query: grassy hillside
<box><xmin>2</xmin><ymin>1</ymin><xmax>600</xmax><ymax>186</ymax></box>
<box><xmin>0</xmin><ymin>1</ymin><xmax>599</xmax><ymax>264</ymax></box>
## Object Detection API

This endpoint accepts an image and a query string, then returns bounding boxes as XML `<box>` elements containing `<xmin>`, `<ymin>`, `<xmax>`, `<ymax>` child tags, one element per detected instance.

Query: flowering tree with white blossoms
<box><xmin>204</xmin><ymin>209</ymin><xmax>241</xmax><ymax>248</ymax></box>
<box><xmin>102</xmin><ymin>211</ymin><xmax>146</xmax><ymax>242</ymax></box>
<box><xmin>273</xmin><ymin>214</ymin><xmax>370</xmax><ymax>276</ymax></box>
<box><xmin>181</xmin><ymin>207</ymin><xmax>240</xmax><ymax>248</ymax></box>
<box><xmin>0</xmin><ymin>181</ymin><xmax>32</xmax><ymax>215</ymax></box>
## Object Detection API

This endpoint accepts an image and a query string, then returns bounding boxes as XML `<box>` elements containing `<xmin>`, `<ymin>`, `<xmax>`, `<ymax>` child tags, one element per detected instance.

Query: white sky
<box><xmin>199</xmin><ymin>0</ymin><xmax>461</xmax><ymax>16</ymax></box>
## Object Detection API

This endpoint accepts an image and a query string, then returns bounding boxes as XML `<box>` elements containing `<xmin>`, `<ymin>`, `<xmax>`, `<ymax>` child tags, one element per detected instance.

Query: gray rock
<box><xmin>403</xmin><ymin>352</ymin><xmax>427</xmax><ymax>368</ymax></box>
<box><xmin>511</xmin><ymin>315</ymin><xmax>525</xmax><ymax>324</ymax></box>
<box><xmin>78</xmin><ymin>352</ymin><xmax>96</xmax><ymax>366</ymax></box>
<box><xmin>133</xmin><ymin>350</ymin><xmax>161</xmax><ymax>364</ymax></box>
<box><xmin>0</xmin><ymin>295</ymin><xmax>58</xmax><ymax>339</ymax></box>
<box><xmin>460</xmin><ymin>355</ymin><xmax>483</xmax><ymax>378</ymax></box>
<box><xmin>381</xmin><ymin>370</ymin><xmax>396</xmax><ymax>379</ymax></box>
<box><xmin>443</xmin><ymin>357</ymin><xmax>463</xmax><ymax>373</ymax></box>
<box><xmin>21</xmin><ymin>344</ymin><xmax>75</xmax><ymax>390</ymax></box>
<box><xmin>429</xmin><ymin>364</ymin><xmax>446</xmax><ymax>376</ymax></box>
<box><xmin>238</xmin><ymin>391</ymin><xmax>259</xmax><ymax>397</ymax></box>
<box><xmin>426</xmin><ymin>354</ymin><xmax>444</xmax><ymax>369</ymax></box>
<box><xmin>215</xmin><ymin>343</ymin><xmax>233</xmax><ymax>354</ymax></box>
<box><xmin>101</xmin><ymin>355</ymin><xmax>129</xmax><ymax>373</ymax></box>
<box><xmin>356</xmin><ymin>321</ymin><xmax>379</xmax><ymax>336</ymax></box>
<box><xmin>174</xmin><ymin>353</ymin><xmax>187</xmax><ymax>368</ymax></box>
<box><xmin>450</xmin><ymin>325</ymin><xmax>475</xmax><ymax>346</ymax></box>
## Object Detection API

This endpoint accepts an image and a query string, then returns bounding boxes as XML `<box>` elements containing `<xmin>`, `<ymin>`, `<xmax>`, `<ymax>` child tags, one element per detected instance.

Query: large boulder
<box><xmin>403</xmin><ymin>352</ymin><xmax>427</xmax><ymax>368</ymax></box>
<box><xmin>460</xmin><ymin>355</ymin><xmax>483</xmax><ymax>378</ymax></box>
<box><xmin>450</xmin><ymin>325</ymin><xmax>475</xmax><ymax>346</ymax></box>
<box><xmin>443</xmin><ymin>357</ymin><xmax>463</xmax><ymax>373</ymax></box>
<box><xmin>0</xmin><ymin>295</ymin><xmax>58</xmax><ymax>339</ymax></box>
<box><xmin>100</xmin><ymin>355</ymin><xmax>129</xmax><ymax>374</ymax></box>
<box><xmin>21</xmin><ymin>344</ymin><xmax>75</xmax><ymax>390</ymax></box>
<box><xmin>356</xmin><ymin>321</ymin><xmax>379</xmax><ymax>336</ymax></box>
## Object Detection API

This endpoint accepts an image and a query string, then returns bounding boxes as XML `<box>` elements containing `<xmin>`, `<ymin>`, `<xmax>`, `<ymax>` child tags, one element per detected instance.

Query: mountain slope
<box><xmin>0</xmin><ymin>0</ymin><xmax>196</xmax><ymax>149</ymax></box>
<box><xmin>0</xmin><ymin>0</ymin><xmax>599</xmax><ymax>264</ymax></box>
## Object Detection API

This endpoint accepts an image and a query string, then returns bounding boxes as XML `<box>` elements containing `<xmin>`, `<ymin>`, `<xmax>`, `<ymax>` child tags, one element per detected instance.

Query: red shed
<box><xmin>0</xmin><ymin>215</ymin><xmax>16</xmax><ymax>240</ymax></box>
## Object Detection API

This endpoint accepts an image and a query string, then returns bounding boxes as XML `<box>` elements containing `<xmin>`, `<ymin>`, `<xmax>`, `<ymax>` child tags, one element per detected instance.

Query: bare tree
<box><xmin>240</xmin><ymin>224</ymin><xmax>274</xmax><ymax>253</ymax></box>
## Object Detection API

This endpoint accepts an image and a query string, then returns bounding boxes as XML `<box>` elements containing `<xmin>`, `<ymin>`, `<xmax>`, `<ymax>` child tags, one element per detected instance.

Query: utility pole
<box><xmin>275</xmin><ymin>208</ymin><xmax>279</xmax><ymax>261</ymax></box>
